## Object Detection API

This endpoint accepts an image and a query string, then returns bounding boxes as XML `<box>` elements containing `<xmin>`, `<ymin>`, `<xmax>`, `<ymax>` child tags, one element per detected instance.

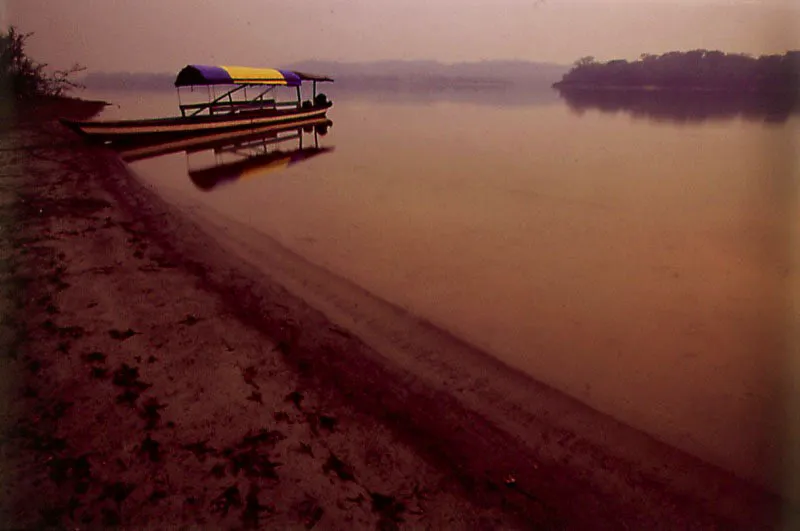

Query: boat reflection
<box><xmin>556</xmin><ymin>87</ymin><xmax>799</xmax><ymax>123</ymax></box>
<box><xmin>113</xmin><ymin>118</ymin><xmax>334</xmax><ymax>191</ymax></box>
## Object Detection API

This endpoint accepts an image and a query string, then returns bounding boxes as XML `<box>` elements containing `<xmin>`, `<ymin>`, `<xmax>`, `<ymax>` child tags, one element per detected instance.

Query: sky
<box><xmin>4</xmin><ymin>0</ymin><xmax>800</xmax><ymax>73</ymax></box>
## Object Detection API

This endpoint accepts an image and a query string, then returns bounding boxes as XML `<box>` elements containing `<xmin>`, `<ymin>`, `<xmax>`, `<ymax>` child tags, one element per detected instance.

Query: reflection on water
<box><xmin>88</xmin><ymin>86</ymin><xmax>798</xmax><ymax>494</ymax></box>
<box><xmin>112</xmin><ymin>119</ymin><xmax>333</xmax><ymax>191</ymax></box>
<box><xmin>556</xmin><ymin>87</ymin><xmax>800</xmax><ymax>123</ymax></box>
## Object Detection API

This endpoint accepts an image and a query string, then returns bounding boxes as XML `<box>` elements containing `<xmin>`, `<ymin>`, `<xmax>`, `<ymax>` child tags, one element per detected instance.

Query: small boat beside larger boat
<box><xmin>61</xmin><ymin>65</ymin><xmax>333</xmax><ymax>142</ymax></box>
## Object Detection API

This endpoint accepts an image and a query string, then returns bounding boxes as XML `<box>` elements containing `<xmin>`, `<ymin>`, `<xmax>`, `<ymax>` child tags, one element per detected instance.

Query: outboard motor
<box><xmin>314</xmin><ymin>93</ymin><xmax>331</xmax><ymax>107</ymax></box>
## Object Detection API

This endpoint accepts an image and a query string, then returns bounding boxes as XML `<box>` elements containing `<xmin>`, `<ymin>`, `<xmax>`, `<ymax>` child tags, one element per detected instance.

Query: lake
<box><xmin>82</xmin><ymin>84</ymin><xmax>799</xmax><ymax>493</ymax></box>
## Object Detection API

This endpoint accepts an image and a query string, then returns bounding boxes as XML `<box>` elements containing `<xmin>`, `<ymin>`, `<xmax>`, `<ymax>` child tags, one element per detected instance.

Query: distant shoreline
<box><xmin>553</xmin><ymin>50</ymin><xmax>799</xmax><ymax>100</ymax></box>
<box><xmin>78</xmin><ymin>60</ymin><xmax>569</xmax><ymax>92</ymax></box>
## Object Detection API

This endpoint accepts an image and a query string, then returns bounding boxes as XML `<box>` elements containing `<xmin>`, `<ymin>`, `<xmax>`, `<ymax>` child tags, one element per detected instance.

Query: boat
<box><xmin>112</xmin><ymin>117</ymin><xmax>334</xmax><ymax>191</ymax></box>
<box><xmin>61</xmin><ymin>65</ymin><xmax>333</xmax><ymax>142</ymax></box>
<box><xmin>113</xmin><ymin>116</ymin><xmax>332</xmax><ymax>163</ymax></box>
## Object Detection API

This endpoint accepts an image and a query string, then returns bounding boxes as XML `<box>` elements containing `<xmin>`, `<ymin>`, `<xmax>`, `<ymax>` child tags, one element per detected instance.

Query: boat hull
<box><xmin>60</xmin><ymin>103</ymin><xmax>331</xmax><ymax>142</ymax></box>
<box><xmin>114</xmin><ymin>117</ymin><xmax>332</xmax><ymax>163</ymax></box>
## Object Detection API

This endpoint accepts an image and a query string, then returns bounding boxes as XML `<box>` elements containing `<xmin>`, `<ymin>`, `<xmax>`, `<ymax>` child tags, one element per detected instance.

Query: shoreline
<box><xmin>1</xmin><ymin>96</ymin><xmax>792</xmax><ymax>528</ymax></box>
<box><xmin>2</xmin><ymin>98</ymin><xmax>520</xmax><ymax>529</ymax></box>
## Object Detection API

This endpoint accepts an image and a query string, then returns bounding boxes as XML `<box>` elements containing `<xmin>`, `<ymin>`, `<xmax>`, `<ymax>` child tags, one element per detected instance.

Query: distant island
<box><xmin>81</xmin><ymin>60</ymin><xmax>568</xmax><ymax>91</ymax></box>
<box><xmin>553</xmin><ymin>50</ymin><xmax>799</xmax><ymax>96</ymax></box>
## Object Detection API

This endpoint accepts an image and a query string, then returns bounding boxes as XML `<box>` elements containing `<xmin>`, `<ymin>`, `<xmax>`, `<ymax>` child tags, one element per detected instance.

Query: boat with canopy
<box><xmin>112</xmin><ymin>117</ymin><xmax>334</xmax><ymax>191</ymax></box>
<box><xmin>61</xmin><ymin>65</ymin><xmax>333</xmax><ymax>142</ymax></box>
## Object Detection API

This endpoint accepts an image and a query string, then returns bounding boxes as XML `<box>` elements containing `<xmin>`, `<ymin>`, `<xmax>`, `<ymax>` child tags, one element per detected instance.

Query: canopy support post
<box><xmin>183</xmin><ymin>84</ymin><xmax>249</xmax><ymax>117</ymax></box>
<box><xmin>251</xmin><ymin>85</ymin><xmax>274</xmax><ymax>103</ymax></box>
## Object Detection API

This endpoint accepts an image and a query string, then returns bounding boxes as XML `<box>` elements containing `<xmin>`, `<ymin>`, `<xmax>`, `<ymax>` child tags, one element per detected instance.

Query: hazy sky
<box><xmin>5</xmin><ymin>0</ymin><xmax>800</xmax><ymax>73</ymax></box>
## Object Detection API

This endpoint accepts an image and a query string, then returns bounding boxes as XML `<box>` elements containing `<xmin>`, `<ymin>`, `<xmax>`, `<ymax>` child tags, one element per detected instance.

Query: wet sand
<box><xmin>0</xmin><ymin>97</ymin><xmax>791</xmax><ymax>529</ymax></box>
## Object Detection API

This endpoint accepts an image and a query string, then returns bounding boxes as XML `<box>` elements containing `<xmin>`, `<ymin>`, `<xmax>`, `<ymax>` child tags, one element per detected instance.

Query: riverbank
<box><xmin>0</xmin><ymin>98</ymin><xmax>521</xmax><ymax>529</ymax></box>
<box><xmin>0</xmin><ymin>97</ymin><xmax>791</xmax><ymax>529</ymax></box>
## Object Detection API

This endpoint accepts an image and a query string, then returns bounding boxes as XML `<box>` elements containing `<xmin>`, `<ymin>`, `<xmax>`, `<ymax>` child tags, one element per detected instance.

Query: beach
<box><xmin>0</xmin><ymin>97</ymin><xmax>789</xmax><ymax>529</ymax></box>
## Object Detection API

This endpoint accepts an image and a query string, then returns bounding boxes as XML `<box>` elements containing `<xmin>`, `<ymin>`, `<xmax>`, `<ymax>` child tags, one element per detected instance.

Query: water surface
<box><xmin>84</xmin><ymin>85</ymin><xmax>799</xmax><ymax>491</ymax></box>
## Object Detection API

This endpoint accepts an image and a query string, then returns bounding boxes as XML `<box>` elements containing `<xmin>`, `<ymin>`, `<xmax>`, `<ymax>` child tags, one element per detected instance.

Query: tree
<box><xmin>574</xmin><ymin>56</ymin><xmax>596</xmax><ymax>68</ymax></box>
<box><xmin>0</xmin><ymin>26</ymin><xmax>85</xmax><ymax>98</ymax></box>
<box><xmin>554</xmin><ymin>50</ymin><xmax>800</xmax><ymax>95</ymax></box>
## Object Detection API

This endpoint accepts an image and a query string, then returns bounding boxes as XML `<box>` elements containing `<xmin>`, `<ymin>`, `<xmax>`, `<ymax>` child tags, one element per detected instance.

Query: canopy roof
<box><xmin>175</xmin><ymin>65</ymin><xmax>333</xmax><ymax>87</ymax></box>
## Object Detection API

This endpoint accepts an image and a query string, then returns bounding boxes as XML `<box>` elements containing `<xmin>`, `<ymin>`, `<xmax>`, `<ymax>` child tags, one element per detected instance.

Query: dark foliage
<box><xmin>555</xmin><ymin>50</ymin><xmax>800</xmax><ymax>95</ymax></box>
<box><xmin>1</xmin><ymin>26</ymin><xmax>84</xmax><ymax>98</ymax></box>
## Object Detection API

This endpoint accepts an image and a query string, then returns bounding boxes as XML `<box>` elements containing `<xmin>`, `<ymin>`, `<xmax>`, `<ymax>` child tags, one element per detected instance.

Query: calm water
<box><xmin>83</xmin><ymin>86</ymin><xmax>799</xmax><ymax>490</ymax></box>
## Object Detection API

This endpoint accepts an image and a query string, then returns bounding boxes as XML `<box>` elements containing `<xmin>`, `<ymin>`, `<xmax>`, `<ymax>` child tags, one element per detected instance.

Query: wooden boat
<box><xmin>61</xmin><ymin>65</ymin><xmax>333</xmax><ymax>142</ymax></box>
<box><xmin>112</xmin><ymin>117</ymin><xmax>334</xmax><ymax>191</ymax></box>
<box><xmin>113</xmin><ymin>117</ymin><xmax>332</xmax><ymax>163</ymax></box>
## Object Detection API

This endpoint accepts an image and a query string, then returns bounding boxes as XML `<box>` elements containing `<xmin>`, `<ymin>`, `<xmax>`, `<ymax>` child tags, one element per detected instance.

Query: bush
<box><xmin>1</xmin><ymin>26</ymin><xmax>85</xmax><ymax>98</ymax></box>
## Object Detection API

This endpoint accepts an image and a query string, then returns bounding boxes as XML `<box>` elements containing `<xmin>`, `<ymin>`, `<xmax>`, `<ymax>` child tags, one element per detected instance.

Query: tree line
<box><xmin>1</xmin><ymin>26</ymin><xmax>84</xmax><ymax>98</ymax></box>
<box><xmin>554</xmin><ymin>50</ymin><xmax>799</xmax><ymax>95</ymax></box>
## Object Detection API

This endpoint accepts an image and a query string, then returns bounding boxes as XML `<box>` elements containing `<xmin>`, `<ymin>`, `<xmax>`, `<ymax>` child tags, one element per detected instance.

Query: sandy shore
<box><xmin>0</xmin><ymin>97</ymin><xmax>791</xmax><ymax>529</ymax></box>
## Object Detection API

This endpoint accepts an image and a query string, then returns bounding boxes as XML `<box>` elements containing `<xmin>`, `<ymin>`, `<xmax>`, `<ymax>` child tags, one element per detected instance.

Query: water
<box><xmin>82</xmin><ymin>85</ymin><xmax>799</xmax><ymax>491</ymax></box>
